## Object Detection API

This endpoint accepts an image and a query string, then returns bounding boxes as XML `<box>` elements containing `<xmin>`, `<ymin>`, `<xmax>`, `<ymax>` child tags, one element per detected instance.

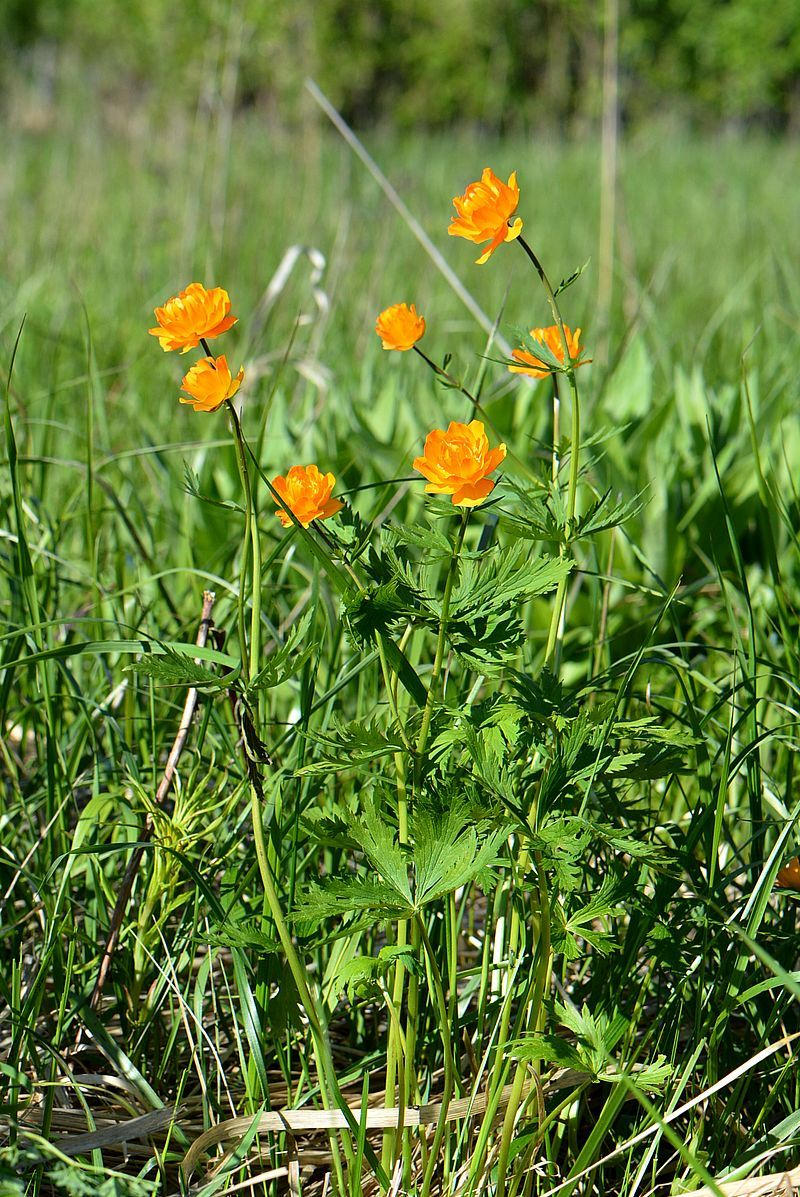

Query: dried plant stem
<box><xmin>88</xmin><ymin>589</ymin><xmax>216</xmax><ymax>1013</ymax></box>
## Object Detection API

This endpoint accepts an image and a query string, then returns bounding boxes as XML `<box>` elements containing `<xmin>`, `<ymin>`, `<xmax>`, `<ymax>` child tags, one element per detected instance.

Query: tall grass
<box><xmin>1</xmin><ymin>89</ymin><xmax>799</xmax><ymax>1197</ymax></box>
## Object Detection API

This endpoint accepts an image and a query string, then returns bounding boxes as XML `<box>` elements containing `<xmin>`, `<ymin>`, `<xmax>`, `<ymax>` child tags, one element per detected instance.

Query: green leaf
<box><xmin>292</xmin><ymin>876</ymin><xmax>412</xmax><ymax>924</ymax></box>
<box><xmin>508</xmin><ymin>1033</ymin><xmax>585</xmax><ymax>1071</ymax></box>
<box><xmin>413</xmin><ymin>801</ymin><xmax>511</xmax><ymax>905</ymax></box>
<box><xmin>553</xmin><ymin>258</ymin><xmax>590</xmax><ymax>296</ymax></box>
<box><xmin>125</xmin><ymin>643</ymin><xmax>237</xmax><ymax>691</ymax></box>
<box><xmin>447</xmin><ymin>547</ymin><xmax>571</xmax><ymax>668</ymax></box>
<box><xmin>250</xmin><ymin>612</ymin><xmax>314</xmax><ymax>689</ymax></box>
<box><xmin>298</xmin><ymin>717</ymin><xmax>407</xmax><ymax>775</ymax></box>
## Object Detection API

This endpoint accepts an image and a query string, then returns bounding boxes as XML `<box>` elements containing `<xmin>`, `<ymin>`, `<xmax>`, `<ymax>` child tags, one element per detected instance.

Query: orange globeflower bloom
<box><xmin>149</xmin><ymin>282</ymin><xmax>237</xmax><ymax>353</ymax></box>
<box><xmin>375</xmin><ymin>303</ymin><xmax>426</xmax><ymax>351</ymax></box>
<box><xmin>179</xmin><ymin>355</ymin><xmax>244</xmax><ymax>412</ymax></box>
<box><xmin>509</xmin><ymin>324</ymin><xmax>588</xmax><ymax>379</ymax></box>
<box><xmin>776</xmin><ymin>857</ymin><xmax>800</xmax><ymax>889</ymax></box>
<box><xmin>413</xmin><ymin>419</ymin><xmax>506</xmax><ymax>507</ymax></box>
<box><xmin>448</xmin><ymin>168</ymin><xmax>523</xmax><ymax>265</ymax></box>
<box><xmin>272</xmin><ymin>465</ymin><xmax>344</xmax><ymax>528</ymax></box>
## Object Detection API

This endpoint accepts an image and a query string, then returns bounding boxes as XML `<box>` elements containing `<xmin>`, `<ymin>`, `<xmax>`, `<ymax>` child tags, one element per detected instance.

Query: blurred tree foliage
<box><xmin>4</xmin><ymin>0</ymin><xmax>800</xmax><ymax>130</ymax></box>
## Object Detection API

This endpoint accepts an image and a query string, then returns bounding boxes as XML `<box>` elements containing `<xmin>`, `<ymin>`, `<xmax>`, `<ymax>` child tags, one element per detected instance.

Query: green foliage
<box><xmin>4</xmin><ymin>0</ymin><xmax>800</xmax><ymax>129</ymax></box>
<box><xmin>126</xmin><ymin>642</ymin><xmax>235</xmax><ymax>691</ymax></box>
<box><xmin>1</xmin><ymin>94</ymin><xmax>799</xmax><ymax>1197</ymax></box>
<box><xmin>511</xmin><ymin>1002</ymin><xmax>672</xmax><ymax>1091</ymax></box>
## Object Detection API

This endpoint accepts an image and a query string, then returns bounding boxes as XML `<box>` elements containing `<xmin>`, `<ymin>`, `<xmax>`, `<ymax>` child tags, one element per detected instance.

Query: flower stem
<box><xmin>516</xmin><ymin>236</ymin><xmax>582</xmax><ymax>671</ymax></box>
<box><xmin>226</xmin><ymin>401</ymin><xmax>252</xmax><ymax>681</ymax></box>
<box><xmin>417</xmin><ymin>917</ymin><xmax>454</xmax><ymax>1197</ymax></box>
<box><xmin>249</xmin><ymin>782</ymin><xmax>351</xmax><ymax>1189</ymax></box>
<box><xmin>226</xmin><ymin>400</ymin><xmax>261</xmax><ymax>680</ymax></box>
<box><xmin>413</xmin><ymin>346</ymin><xmax>535</xmax><ymax>482</ymax></box>
<box><xmin>415</xmin><ymin>510</ymin><xmax>469</xmax><ymax>771</ymax></box>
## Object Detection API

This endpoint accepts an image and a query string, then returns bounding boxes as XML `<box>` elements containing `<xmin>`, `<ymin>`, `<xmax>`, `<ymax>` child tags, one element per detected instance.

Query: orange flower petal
<box><xmin>149</xmin><ymin>282</ymin><xmax>238</xmax><ymax>353</ymax></box>
<box><xmin>449</xmin><ymin>168</ymin><xmax>522</xmax><ymax>265</ymax></box>
<box><xmin>376</xmin><ymin>303</ymin><xmax>426</xmax><ymax>351</ymax></box>
<box><xmin>413</xmin><ymin>419</ymin><xmax>504</xmax><ymax>509</ymax></box>
<box><xmin>272</xmin><ymin>465</ymin><xmax>343</xmax><ymax>528</ymax></box>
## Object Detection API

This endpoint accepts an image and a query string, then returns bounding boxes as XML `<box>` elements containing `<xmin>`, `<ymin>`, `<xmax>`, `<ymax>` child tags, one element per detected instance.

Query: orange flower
<box><xmin>508</xmin><ymin>324</ymin><xmax>588</xmax><ymax>379</ymax></box>
<box><xmin>179</xmin><ymin>355</ymin><xmax>244</xmax><ymax>412</ymax></box>
<box><xmin>375</xmin><ymin>303</ymin><xmax>426</xmax><ymax>351</ymax></box>
<box><xmin>272</xmin><ymin>465</ymin><xmax>344</xmax><ymax>528</ymax></box>
<box><xmin>413</xmin><ymin>419</ymin><xmax>506</xmax><ymax>507</ymax></box>
<box><xmin>448</xmin><ymin>168</ymin><xmax>523</xmax><ymax>264</ymax></box>
<box><xmin>776</xmin><ymin>857</ymin><xmax>800</xmax><ymax>889</ymax></box>
<box><xmin>149</xmin><ymin>282</ymin><xmax>237</xmax><ymax>353</ymax></box>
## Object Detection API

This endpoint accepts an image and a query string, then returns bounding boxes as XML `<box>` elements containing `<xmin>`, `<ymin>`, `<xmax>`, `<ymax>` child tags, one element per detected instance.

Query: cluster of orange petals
<box><xmin>375</xmin><ymin>303</ymin><xmax>426</xmax><ymax>351</ymax></box>
<box><xmin>414</xmin><ymin>420</ymin><xmax>506</xmax><ymax>507</ymax></box>
<box><xmin>509</xmin><ymin>324</ymin><xmax>588</xmax><ymax>379</ymax></box>
<box><xmin>149</xmin><ymin>282</ymin><xmax>238</xmax><ymax>353</ymax></box>
<box><xmin>272</xmin><ymin>465</ymin><xmax>344</xmax><ymax>528</ymax></box>
<box><xmin>180</xmin><ymin>355</ymin><xmax>244</xmax><ymax>412</ymax></box>
<box><xmin>448</xmin><ymin>168</ymin><xmax>523</xmax><ymax>264</ymax></box>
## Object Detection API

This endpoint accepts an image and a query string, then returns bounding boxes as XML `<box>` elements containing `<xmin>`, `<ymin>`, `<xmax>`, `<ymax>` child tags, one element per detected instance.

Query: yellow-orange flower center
<box><xmin>179</xmin><ymin>355</ymin><xmax>244</xmax><ymax>412</ymax></box>
<box><xmin>149</xmin><ymin>282</ymin><xmax>238</xmax><ymax>353</ymax></box>
<box><xmin>448</xmin><ymin>168</ymin><xmax>523</xmax><ymax>264</ymax></box>
<box><xmin>272</xmin><ymin>465</ymin><xmax>344</xmax><ymax>528</ymax></box>
<box><xmin>375</xmin><ymin>303</ymin><xmax>426</xmax><ymax>351</ymax></box>
<box><xmin>413</xmin><ymin>419</ymin><xmax>506</xmax><ymax>507</ymax></box>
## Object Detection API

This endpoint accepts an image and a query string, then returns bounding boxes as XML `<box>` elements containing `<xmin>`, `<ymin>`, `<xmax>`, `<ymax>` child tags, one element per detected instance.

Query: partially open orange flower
<box><xmin>776</xmin><ymin>857</ymin><xmax>800</xmax><ymax>889</ymax></box>
<box><xmin>272</xmin><ymin>465</ymin><xmax>344</xmax><ymax>528</ymax></box>
<box><xmin>509</xmin><ymin>324</ymin><xmax>589</xmax><ymax>379</ymax></box>
<box><xmin>375</xmin><ymin>303</ymin><xmax>426</xmax><ymax>351</ymax></box>
<box><xmin>149</xmin><ymin>282</ymin><xmax>237</xmax><ymax>353</ymax></box>
<box><xmin>448</xmin><ymin>168</ymin><xmax>523</xmax><ymax>265</ymax></box>
<box><xmin>413</xmin><ymin>420</ymin><xmax>506</xmax><ymax>507</ymax></box>
<box><xmin>179</xmin><ymin>355</ymin><xmax>244</xmax><ymax>412</ymax></box>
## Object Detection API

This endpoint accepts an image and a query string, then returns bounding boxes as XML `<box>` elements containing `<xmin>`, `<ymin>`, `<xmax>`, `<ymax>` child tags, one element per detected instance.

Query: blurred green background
<box><xmin>4</xmin><ymin>0</ymin><xmax>800</xmax><ymax>131</ymax></box>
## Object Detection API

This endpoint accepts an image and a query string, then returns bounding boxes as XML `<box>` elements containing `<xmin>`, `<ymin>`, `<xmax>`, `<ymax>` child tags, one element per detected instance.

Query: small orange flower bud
<box><xmin>179</xmin><ymin>355</ymin><xmax>244</xmax><ymax>412</ymax></box>
<box><xmin>448</xmin><ymin>168</ymin><xmax>523</xmax><ymax>265</ymax></box>
<box><xmin>509</xmin><ymin>324</ymin><xmax>589</xmax><ymax>379</ymax></box>
<box><xmin>413</xmin><ymin>420</ymin><xmax>506</xmax><ymax>507</ymax></box>
<box><xmin>776</xmin><ymin>857</ymin><xmax>800</xmax><ymax>889</ymax></box>
<box><xmin>272</xmin><ymin>465</ymin><xmax>344</xmax><ymax>528</ymax></box>
<box><xmin>149</xmin><ymin>282</ymin><xmax>238</xmax><ymax>353</ymax></box>
<box><xmin>375</xmin><ymin>303</ymin><xmax>426</xmax><ymax>351</ymax></box>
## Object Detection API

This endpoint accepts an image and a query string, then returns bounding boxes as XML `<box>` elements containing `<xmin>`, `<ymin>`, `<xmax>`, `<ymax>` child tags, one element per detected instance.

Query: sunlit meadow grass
<box><xmin>1</xmin><ymin>92</ymin><xmax>799</xmax><ymax>1197</ymax></box>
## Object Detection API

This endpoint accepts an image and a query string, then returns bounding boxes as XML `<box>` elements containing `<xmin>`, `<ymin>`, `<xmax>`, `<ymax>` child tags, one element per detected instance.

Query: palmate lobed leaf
<box><xmin>298</xmin><ymin>717</ymin><xmax>408</xmax><ymax>774</ymax></box>
<box><xmin>413</xmin><ymin>802</ymin><xmax>512</xmax><ymax>905</ymax></box>
<box><xmin>292</xmin><ymin>876</ymin><xmax>413</xmax><ymax>924</ymax></box>
<box><xmin>125</xmin><ymin>643</ymin><xmax>237</xmax><ymax>691</ymax></box>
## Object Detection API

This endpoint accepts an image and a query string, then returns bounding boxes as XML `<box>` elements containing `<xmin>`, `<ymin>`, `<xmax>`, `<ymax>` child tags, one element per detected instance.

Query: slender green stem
<box><xmin>417</xmin><ymin>917</ymin><xmax>454</xmax><ymax>1197</ymax></box>
<box><xmin>250</xmin><ymin>783</ymin><xmax>352</xmax><ymax>1187</ymax></box>
<box><xmin>227</xmin><ymin>400</ymin><xmax>261</xmax><ymax>679</ymax></box>
<box><xmin>495</xmin><ymin>853</ymin><xmax>552</xmax><ymax>1197</ymax></box>
<box><xmin>226</xmin><ymin>402</ymin><xmax>252</xmax><ymax>681</ymax></box>
<box><xmin>413</xmin><ymin>346</ymin><xmax>536</xmax><ymax>482</ymax></box>
<box><xmin>516</xmin><ymin>236</ymin><xmax>582</xmax><ymax>671</ymax></box>
<box><xmin>416</xmin><ymin>511</ymin><xmax>469</xmax><ymax>769</ymax></box>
